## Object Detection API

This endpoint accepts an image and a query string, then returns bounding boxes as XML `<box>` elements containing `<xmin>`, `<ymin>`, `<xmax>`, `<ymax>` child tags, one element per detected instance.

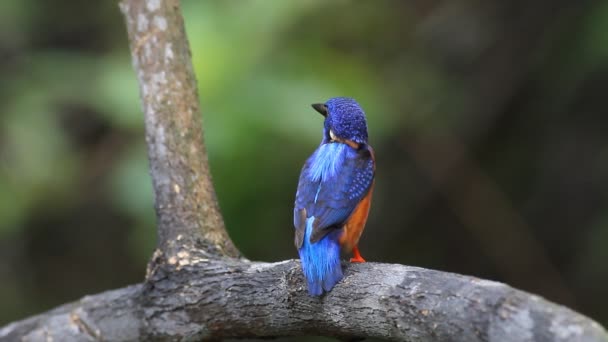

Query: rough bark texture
<box><xmin>1</xmin><ymin>0</ymin><xmax>607</xmax><ymax>341</ymax></box>
<box><xmin>120</xmin><ymin>0</ymin><xmax>239</xmax><ymax>258</ymax></box>
<box><xmin>2</xmin><ymin>251</ymin><xmax>607</xmax><ymax>342</ymax></box>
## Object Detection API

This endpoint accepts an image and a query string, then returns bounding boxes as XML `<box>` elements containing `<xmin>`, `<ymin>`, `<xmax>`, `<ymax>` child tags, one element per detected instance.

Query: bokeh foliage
<box><xmin>1</xmin><ymin>0</ymin><xmax>607</xmax><ymax>331</ymax></box>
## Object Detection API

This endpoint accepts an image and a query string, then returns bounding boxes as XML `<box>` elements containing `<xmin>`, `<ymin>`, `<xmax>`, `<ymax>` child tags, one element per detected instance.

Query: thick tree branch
<box><xmin>2</xmin><ymin>255</ymin><xmax>606</xmax><ymax>341</ymax></box>
<box><xmin>119</xmin><ymin>0</ymin><xmax>238</xmax><ymax>257</ymax></box>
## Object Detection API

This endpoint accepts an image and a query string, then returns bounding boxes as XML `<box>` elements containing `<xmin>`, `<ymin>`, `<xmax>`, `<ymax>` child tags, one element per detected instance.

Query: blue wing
<box><xmin>294</xmin><ymin>142</ymin><xmax>375</xmax><ymax>248</ymax></box>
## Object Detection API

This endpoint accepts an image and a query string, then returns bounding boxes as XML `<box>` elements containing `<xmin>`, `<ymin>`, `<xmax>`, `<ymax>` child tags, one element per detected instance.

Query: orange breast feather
<box><xmin>339</xmin><ymin>183</ymin><xmax>374</xmax><ymax>252</ymax></box>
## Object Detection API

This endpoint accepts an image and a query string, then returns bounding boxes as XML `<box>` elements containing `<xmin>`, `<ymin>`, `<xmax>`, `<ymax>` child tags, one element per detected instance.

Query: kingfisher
<box><xmin>294</xmin><ymin>97</ymin><xmax>375</xmax><ymax>296</ymax></box>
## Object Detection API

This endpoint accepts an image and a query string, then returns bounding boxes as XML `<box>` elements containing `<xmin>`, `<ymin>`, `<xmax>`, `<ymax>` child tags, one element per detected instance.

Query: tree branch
<box><xmin>2</xmin><ymin>254</ymin><xmax>606</xmax><ymax>341</ymax></box>
<box><xmin>119</xmin><ymin>0</ymin><xmax>239</xmax><ymax>258</ymax></box>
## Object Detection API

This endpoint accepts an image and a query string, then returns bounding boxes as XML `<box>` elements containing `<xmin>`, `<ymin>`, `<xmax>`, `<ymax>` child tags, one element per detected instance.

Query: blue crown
<box><xmin>324</xmin><ymin>97</ymin><xmax>368</xmax><ymax>144</ymax></box>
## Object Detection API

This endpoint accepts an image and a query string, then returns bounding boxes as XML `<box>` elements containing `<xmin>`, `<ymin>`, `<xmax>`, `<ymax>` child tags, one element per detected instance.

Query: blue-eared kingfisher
<box><xmin>294</xmin><ymin>97</ymin><xmax>375</xmax><ymax>296</ymax></box>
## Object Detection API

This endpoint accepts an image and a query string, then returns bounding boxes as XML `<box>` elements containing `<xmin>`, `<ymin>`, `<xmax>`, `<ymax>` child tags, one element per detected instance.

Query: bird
<box><xmin>294</xmin><ymin>97</ymin><xmax>375</xmax><ymax>296</ymax></box>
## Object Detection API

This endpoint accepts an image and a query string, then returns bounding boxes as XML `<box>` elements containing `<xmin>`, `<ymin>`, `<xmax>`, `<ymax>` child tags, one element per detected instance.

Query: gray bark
<box><xmin>2</xmin><ymin>249</ymin><xmax>606</xmax><ymax>341</ymax></box>
<box><xmin>120</xmin><ymin>0</ymin><xmax>239</xmax><ymax>258</ymax></box>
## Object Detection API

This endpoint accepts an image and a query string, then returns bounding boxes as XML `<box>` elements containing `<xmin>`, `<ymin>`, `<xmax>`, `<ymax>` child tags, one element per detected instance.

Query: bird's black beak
<box><xmin>311</xmin><ymin>103</ymin><xmax>328</xmax><ymax>117</ymax></box>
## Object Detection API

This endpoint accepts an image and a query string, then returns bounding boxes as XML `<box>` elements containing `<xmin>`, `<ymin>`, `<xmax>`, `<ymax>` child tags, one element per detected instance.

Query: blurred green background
<box><xmin>1</xmin><ymin>0</ymin><xmax>607</xmax><ymax>333</ymax></box>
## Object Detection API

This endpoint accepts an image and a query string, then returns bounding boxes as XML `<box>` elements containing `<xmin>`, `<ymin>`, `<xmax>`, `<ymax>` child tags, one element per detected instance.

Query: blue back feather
<box><xmin>294</xmin><ymin>143</ymin><xmax>374</xmax><ymax>295</ymax></box>
<box><xmin>297</xmin><ymin>144</ymin><xmax>347</xmax><ymax>295</ymax></box>
<box><xmin>308</xmin><ymin>143</ymin><xmax>347</xmax><ymax>182</ymax></box>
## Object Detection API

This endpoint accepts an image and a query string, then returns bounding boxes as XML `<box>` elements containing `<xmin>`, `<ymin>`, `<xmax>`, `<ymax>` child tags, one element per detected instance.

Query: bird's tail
<box><xmin>298</xmin><ymin>217</ymin><xmax>343</xmax><ymax>296</ymax></box>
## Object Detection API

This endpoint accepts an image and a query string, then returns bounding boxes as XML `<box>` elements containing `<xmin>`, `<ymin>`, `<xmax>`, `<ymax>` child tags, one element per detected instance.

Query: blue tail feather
<box><xmin>298</xmin><ymin>217</ymin><xmax>343</xmax><ymax>296</ymax></box>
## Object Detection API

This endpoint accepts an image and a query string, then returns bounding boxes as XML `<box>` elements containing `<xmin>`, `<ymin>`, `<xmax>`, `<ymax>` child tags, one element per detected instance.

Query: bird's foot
<box><xmin>350</xmin><ymin>246</ymin><xmax>366</xmax><ymax>263</ymax></box>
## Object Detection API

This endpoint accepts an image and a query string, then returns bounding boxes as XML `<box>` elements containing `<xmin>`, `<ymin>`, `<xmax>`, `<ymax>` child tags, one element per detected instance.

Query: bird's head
<box><xmin>311</xmin><ymin>97</ymin><xmax>368</xmax><ymax>147</ymax></box>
